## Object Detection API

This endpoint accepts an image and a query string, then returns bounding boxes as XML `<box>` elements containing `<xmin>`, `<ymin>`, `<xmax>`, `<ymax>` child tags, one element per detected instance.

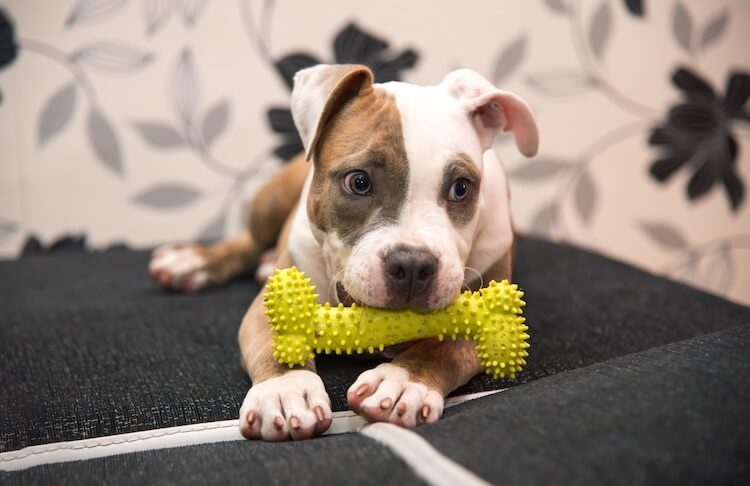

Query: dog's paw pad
<box><xmin>149</xmin><ymin>245</ymin><xmax>211</xmax><ymax>292</ymax></box>
<box><xmin>239</xmin><ymin>370</ymin><xmax>332</xmax><ymax>441</ymax></box>
<box><xmin>347</xmin><ymin>363</ymin><xmax>444</xmax><ymax>428</ymax></box>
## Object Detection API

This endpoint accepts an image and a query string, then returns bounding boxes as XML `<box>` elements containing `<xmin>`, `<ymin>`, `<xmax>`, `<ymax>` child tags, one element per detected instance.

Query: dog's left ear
<box><xmin>291</xmin><ymin>64</ymin><xmax>374</xmax><ymax>161</ymax></box>
<box><xmin>441</xmin><ymin>69</ymin><xmax>538</xmax><ymax>157</ymax></box>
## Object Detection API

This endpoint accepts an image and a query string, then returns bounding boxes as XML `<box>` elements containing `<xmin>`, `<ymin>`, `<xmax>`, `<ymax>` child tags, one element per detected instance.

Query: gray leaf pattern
<box><xmin>133</xmin><ymin>184</ymin><xmax>201</xmax><ymax>208</ymax></box>
<box><xmin>0</xmin><ymin>218</ymin><xmax>19</xmax><ymax>243</ymax></box>
<box><xmin>640</xmin><ymin>222</ymin><xmax>688</xmax><ymax>249</ymax></box>
<box><xmin>700</xmin><ymin>10</ymin><xmax>729</xmax><ymax>50</ymax></box>
<box><xmin>181</xmin><ymin>0</ymin><xmax>210</xmax><ymax>26</ymax></box>
<box><xmin>530</xmin><ymin>203</ymin><xmax>559</xmax><ymax>234</ymax></box>
<box><xmin>133</xmin><ymin>121</ymin><xmax>187</xmax><ymax>148</ymax></box>
<box><xmin>543</xmin><ymin>0</ymin><xmax>568</xmax><ymax>14</ymax></box>
<box><xmin>173</xmin><ymin>48</ymin><xmax>199</xmax><ymax>123</ymax></box>
<box><xmin>574</xmin><ymin>171</ymin><xmax>597</xmax><ymax>224</ymax></box>
<box><xmin>493</xmin><ymin>35</ymin><xmax>527</xmax><ymax>84</ymax></box>
<box><xmin>196</xmin><ymin>210</ymin><xmax>226</xmax><ymax>241</ymax></box>
<box><xmin>705</xmin><ymin>244</ymin><xmax>733</xmax><ymax>292</ymax></box>
<box><xmin>66</xmin><ymin>0</ymin><xmax>129</xmax><ymax>27</ymax></box>
<box><xmin>88</xmin><ymin>109</ymin><xmax>123</xmax><ymax>175</ymax></box>
<box><xmin>525</xmin><ymin>69</ymin><xmax>595</xmax><ymax>96</ymax></box>
<box><xmin>72</xmin><ymin>41</ymin><xmax>154</xmax><ymax>72</ymax></box>
<box><xmin>38</xmin><ymin>82</ymin><xmax>78</xmax><ymax>146</ymax></box>
<box><xmin>589</xmin><ymin>1</ymin><xmax>612</xmax><ymax>60</ymax></box>
<box><xmin>509</xmin><ymin>158</ymin><xmax>570</xmax><ymax>180</ymax></box>
<box><xmin>200</xmin><ymin>100</ymin><xmax>229</xmax><ymax>146</ymax></box>
<box><xmin>144</xmin><ymin>0</ymin><xmax>175</xmax><ymax>35</ymax></box>
<box><xmin>673</xmin><ymin>2</ymin><xmax>693</xmax><ymax>53</ymax></box>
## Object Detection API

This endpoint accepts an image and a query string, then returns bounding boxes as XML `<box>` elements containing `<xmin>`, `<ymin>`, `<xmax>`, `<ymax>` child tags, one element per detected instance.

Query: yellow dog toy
<box><xmin>265</xmin><ymin>267</ymin><xmax>530</xmax><ymax>379</ymax></box>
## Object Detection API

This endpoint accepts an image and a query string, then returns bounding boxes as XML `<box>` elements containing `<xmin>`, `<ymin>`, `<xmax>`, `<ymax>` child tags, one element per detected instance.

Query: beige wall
<box><xmin>1</xmin><ymin>0</ymin><xmax>749</xmax><ymax>304</ymax></box>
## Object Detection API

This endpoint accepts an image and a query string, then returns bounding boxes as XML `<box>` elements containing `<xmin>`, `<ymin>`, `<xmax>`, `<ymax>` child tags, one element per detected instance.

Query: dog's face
<box><xmin>292</xmin><ymin>65</ymin><xmax>537</xmax><ymax>311</ymax></box>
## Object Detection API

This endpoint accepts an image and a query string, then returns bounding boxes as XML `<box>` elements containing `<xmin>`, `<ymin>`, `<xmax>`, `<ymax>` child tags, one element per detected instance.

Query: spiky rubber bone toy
<box><xmin>265</xmin><ymin>267</ymin><xmax>530</xmax><ymax>379</ymax></box>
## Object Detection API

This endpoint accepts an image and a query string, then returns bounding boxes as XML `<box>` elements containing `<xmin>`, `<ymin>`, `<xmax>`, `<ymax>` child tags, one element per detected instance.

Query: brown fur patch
<box><xmin>307</xmin><ymin>86</ymin><xmax>409</xmax><ymax>247</ymax></box>
<box><xmin>439</xmin><ymin>154</ymin><xmax>481</xmax><ymax>227</ymax></box>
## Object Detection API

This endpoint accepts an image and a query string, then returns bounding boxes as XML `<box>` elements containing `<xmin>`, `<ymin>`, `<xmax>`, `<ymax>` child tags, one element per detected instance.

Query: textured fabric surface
<box><xmin>2</xmin><ymin>237</ymin><xmax>749</xmax><ymax>453</ymax></box>
<box><xmin>419</xmin><ymin>325</ymin><xmax>750</xmax><ymax>485</ymax></box>
<box><xmin>0</xmin><ymin>433</ymin><xmax>426</xmax><ymax>485</ymax></box>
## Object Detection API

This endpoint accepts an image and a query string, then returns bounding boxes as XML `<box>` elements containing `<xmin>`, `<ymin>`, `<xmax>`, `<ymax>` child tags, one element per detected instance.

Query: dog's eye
<box><xmin>343</xmin><ymin>171</ymin><xmax>372</xmax><ymax>196</ymax></box>
<box><xmin>448</xmin><ymin>178</ymin><xmax>470</xmax><ymax>201</ymax></box>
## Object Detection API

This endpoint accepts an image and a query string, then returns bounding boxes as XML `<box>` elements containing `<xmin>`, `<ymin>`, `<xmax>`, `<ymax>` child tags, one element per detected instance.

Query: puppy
<box><xmin>149</xmin><ymin>64</ymin><xmax>538</xmax><ymax>441</ymax></box>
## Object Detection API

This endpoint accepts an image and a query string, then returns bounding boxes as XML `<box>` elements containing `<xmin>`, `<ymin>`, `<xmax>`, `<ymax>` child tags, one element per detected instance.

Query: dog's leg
<box><xmin>346</xmin><ymin>339</ymin><xmax>481</xmax><ymax>427</ymax></box>
<box><xmin>149</xmin><ymin>154</ymin><xmax>310</xmax><ymax>291</ymax></box>
<box><xmin>237</xmin><ymin>201</ymin><xmax>333</xmax><ymax>441</ymax></box>
<box><xmin>347</xmin><ymin>249</ymin><xmax>513</xmax><ymax>427</ymax></box>
<box><xmin>149</xmin><ymin>231</ymin><xmax>261</xmax><ymax>292</ymax></box>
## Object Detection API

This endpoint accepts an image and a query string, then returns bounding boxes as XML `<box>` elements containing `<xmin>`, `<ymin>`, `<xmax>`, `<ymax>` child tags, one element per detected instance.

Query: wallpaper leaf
<box><xmin>133</xmin><ymin>184</ymin><xmax>201</xmax><ymax>208</ymax></box>
<box><xmin>72</xmin><ymin>41</ymin><xmax>154</xmax><ymax>73</ymax></box>
<box><xmin>88</xmin><ymin>109</ymin><xmax>123</xmax><ymax>175</ymax></box>
<box><xmin>201</xmin><ymin>99</ymin><xmax>229</xmax><ymax>146</ymax></box>
<box><xmin>196</xmin><ymin>210</ymin><xmax>226</xmax><ymax>241</ymax></box>
<box><xmin>144</xmin><ymin>0</ymin><xmax>174</xmax><ymax>35</ymax></box>
<box><xmin>589</xmin><ymin>1</ymin><xmax>613</xmax><ymax>60</ymax></box>
<box><xmin>530</xmin><ymin>202</ymin><xmax>559</xmax><ymax>234</ymax></box>
<box><xmin>525</xmin><ymin>68</ymin><xmax>595</xmax><ymax>96</ymax></box>
<box><xmin>173</xmin><ymin>48</ymin><xmax>199</xmax><ymax>122</ymax></box>
<box><xmin>640</xmin><ymin>222</ymin><xmax>688</xmax><ymax>249</ymax></box>
<box><xmin>509</xmin><ymin>158</ymin><xmax>569</xmax><ymax>180</ymax></box>
<box><xmin>133</xmin><ymin>121</ymin><xmax>186</xmax><ymax>148</ymax></box>
<box><xmin>574</xmin><ymin>171</ymin><xmax>597</xmax><ymax>224</ymax></box>
<box><xmin>623</xmin><ymin>0</ymin><xmax>644</xmax><ymax>17</ymax></box>
<box><xmin>38</xmin><ymin>82</ymin><xmax>77</xmax><ymax>146</ymax></box>
<box><xmin>492</xmin><ymin>35</ymin><xmax>527</xmax><ymax>84</ymax></box>
<box><xmin>706</xmin><ymin>244</ymin><xmax>734</xmax><ymax>292</ymax></box>
<box><xmin>672</xmin><ymin>2</ymin><xmax>693</xmax><ymax>54</ymax></box>
<box><xmin>0</xmin><ymin>218</ymin><xmax>18</xmax><ymax>242</ymax></box>
<box><xmin>700</xmin><ymin>10</ymin><xmax>729</xmax><ymax>50</ymax></box>
<box><xmin>181</xmin><ymin>0</ymin><xmax>209</xmax><ymax>26</ymax></box>
<box><xmin>65</xmin><ymin>0</ymin><xmax>129</xmax><ymax>27</ymax></box>
<box><xmin>543</xmin><ymin>0</ymin><xmax>568</xmax><ymax>14</ymax></box>
<box><xmin>275</xmin><ymin>53</ymin><xmax>320</xmax><ymax>90</ymax></box>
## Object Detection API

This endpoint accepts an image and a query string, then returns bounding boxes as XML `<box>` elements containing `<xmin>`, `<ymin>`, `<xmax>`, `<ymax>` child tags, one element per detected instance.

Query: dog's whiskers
<box><xmin>463</xmin><ymin>266</ymin><xmax>483</xmax><ymax>290</ymax></box>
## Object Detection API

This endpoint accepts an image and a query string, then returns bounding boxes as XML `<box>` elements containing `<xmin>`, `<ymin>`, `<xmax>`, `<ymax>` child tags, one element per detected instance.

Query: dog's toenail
<box><xmin>314</xmin><ymin>406</ymin><xmax>325</xmax><ymax>422</ymax></box>
<box><xmin>421</xmin><ymin>405</ymin><xmax>430</xmax><ymax>419</ymax></box>
<box><xmin>396</xmin><ymin>403</ymin><xmax>406</xmax><ymax>417</ymax></box>
<box><xmin>273</xmin><ymin>417</ymin><xmax>284</xmax><ymax>430</ymax></box>
<box><xmin>380</xmin><ymin>398</ymin><xmax>392</xmax><ymax>410</ymax></box>
<box><xmin>355</xmin><ymin>384</ymin><xmax>369</xmax><ymax>397</ymax></box>
<box><xmin>289</xmin><ymin>416</ymin><xmax>300</xmax><ymax>430</ymax></box>
<box><xmin>247</xmin><ymin>411</ymin><xmax>256</xmax><ymax>425</ymax></box>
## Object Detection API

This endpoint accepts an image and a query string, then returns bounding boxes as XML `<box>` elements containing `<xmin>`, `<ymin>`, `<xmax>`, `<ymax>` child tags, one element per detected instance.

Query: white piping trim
<box><xmin>360</xmin><ymin>423</ymin><xmax>490</xmax><ymax>486</ymax></box>
<box><xmin>0</xmin><ymin>389</ymin><xmax>504</xmax><ymax>472</ymax></box>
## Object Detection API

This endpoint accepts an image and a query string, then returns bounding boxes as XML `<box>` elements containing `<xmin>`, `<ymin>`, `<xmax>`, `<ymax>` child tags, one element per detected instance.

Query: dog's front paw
<box><xmin>347</xmin><ymin>363</ymin><xmax>444</xmax><ymax>428</ymax></box>
<box><xmin>149</xmin><ymin>244</ymin><xmax>212</xmax><ymax>292</ymax></box>
<box><xmin>239</xmin><ymin>370</ymin><xmax>333</xmax><ymax>441</ymax></box>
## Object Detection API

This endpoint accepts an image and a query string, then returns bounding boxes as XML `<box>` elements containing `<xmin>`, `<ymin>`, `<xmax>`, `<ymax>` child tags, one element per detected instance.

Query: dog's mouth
<box><xmin>335</xmin><ymin>282</ymin><xmax>364</xmax><ymax>307</ymax></box>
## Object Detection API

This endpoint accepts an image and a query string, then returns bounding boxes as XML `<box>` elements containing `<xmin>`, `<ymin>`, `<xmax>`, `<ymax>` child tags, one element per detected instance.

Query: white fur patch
<box><xmin>149</xmin><ymin>245</ymin><xmax>210</xmax><ymax>292</ymax></box>
<box><xmin>238</xmin><ymin>370</ymin><xmax>332</xmax><ymax>441</ymax></box>
<box><xmin>347</xmin><ymin>363</ymin><xmax>444</xmax><ymax>428</ymax></box>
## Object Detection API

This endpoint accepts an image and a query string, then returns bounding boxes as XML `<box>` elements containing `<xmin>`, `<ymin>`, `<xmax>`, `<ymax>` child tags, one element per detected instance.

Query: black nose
<box><xmin>383</xmin><ymin>246</ymin><xmax>438</xmax><ymax>301</ymax></box>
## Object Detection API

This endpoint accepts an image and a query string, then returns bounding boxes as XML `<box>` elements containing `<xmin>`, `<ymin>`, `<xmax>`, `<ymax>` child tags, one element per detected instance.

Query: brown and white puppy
<box><xmin>149</xmin><ymin>64</ymin><xmax>538</xmax><ymax>441</ymax></box>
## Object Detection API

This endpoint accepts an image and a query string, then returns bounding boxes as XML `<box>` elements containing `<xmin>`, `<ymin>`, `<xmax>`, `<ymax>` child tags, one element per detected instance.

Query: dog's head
<box><xmin>291</xmin><ymin>64</ymin><xmax>537</xmax><ymax>310</ymax></box>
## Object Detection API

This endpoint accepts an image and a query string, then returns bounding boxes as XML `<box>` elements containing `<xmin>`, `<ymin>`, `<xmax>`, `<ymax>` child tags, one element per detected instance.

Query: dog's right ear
<box><xmin>291</xmin><ymin>64</ymin><xmax>374</xmax><ymax>161</ymax></box>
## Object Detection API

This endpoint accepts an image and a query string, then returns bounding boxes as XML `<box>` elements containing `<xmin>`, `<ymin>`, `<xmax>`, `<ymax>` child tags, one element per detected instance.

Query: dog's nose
<box><xmin>383</xmin><ymin>246</ymin><xmax>438</xmax><ymax>301</ymax></box>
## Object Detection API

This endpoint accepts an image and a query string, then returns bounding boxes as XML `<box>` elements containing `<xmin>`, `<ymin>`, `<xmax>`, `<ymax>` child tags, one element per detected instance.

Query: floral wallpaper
<box><xmin>0</xmin><ymin>0</ymin><xmax>748</xmax><ymax>305</ymax></box>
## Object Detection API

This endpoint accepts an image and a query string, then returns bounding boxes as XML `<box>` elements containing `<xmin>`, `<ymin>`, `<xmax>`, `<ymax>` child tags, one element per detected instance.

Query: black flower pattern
<box><xmin>267</xmin><ymin>22</ymin><xmax>418</xmax><ymax>161</ymax></box>
<box><xmin>649</xmin><ymin>67</ymin><xmax>749</xmax><ymax>211</ymax></box>
<box><xmin>0</xmin><ymin>8</ymin><xmax>17</xmax><ymax>69</ymax></box>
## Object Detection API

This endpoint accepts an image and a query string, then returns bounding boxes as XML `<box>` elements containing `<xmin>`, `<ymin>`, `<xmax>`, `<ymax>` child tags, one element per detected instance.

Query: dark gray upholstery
<box><xmin>1</xmin><ymin>237</ymin><xmax>748</xmax><ymax>484</ymax></box>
